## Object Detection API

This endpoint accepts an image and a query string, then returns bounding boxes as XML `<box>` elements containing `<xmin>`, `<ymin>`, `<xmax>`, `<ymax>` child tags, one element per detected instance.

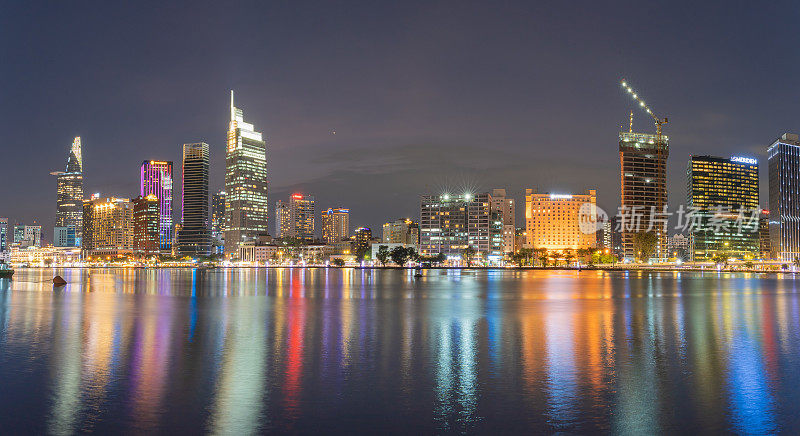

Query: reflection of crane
<box><xmin>620</xmin><ymin>79</ymin><xmax>668</xmax><ymax>139</ymax></box>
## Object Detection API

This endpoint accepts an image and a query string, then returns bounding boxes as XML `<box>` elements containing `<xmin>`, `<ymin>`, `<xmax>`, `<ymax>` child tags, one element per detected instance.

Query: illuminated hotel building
<box><xmin>419</xmin><ymin>193</ymin><xmax>503</xmax><ymax>260</ymax></box>
<box><xmin>82</xmin><ymin>197</ymin><xmax>134</xmax><ymax>252</ymax></box>
<box><xmin>133</xmin><ymin>195</ymin><xmax>160</xmax><ymax>256</ymax></box>
<box><xmin>51</xmin><ymin>137</ymin><xmax>83</xmax><ymax>246</ymax></box>
<box><xmin>525</xmin><ymin>189</ymin><xmax>597</xmax><ymax>250</ymax></box>
<box><xmin>275</xmin><ymin>194</ymin><xmax>315</xmax><ymax>242</ymax></box>
<box><xmin>382</xmin><ymin>218</ymin><xmax>419</xmax><ymax>245</ymax></box>
<box><xmin>176</xmin><ymin>143</ymin><xmax>211</xmax><ymax>256</ymax></box>
<box><xmin>140</xmin><ymin>160</ymin><xmax>173</xmax><ymax>253</ymax></box>
<box><xmin>768</xmin><ymin>133</ymin><xmax>800</xmax><ymax>261</ymax></box>
<box><xmin>619</xmin><ymin>131</ymin><xmax>668</xmax><ymax>260</ymax></box>
<box><xmin>322</xmin><ymin>208</ymin><xmax>349</xmax><ymax>244</ymax></box>
<box><xmin>491</xmin><ymin>188</ymin><xmax>516</xmax><ymax>253</ymax></box>
<box><xmin>224</xmin><ymin>90</ymin><xmax>269</xmax><ymax>255</ymax></box>
<box><xmin>686</xmin><ymin>155</ymin><xmax>759</xmax><ymax>260</ymax></box>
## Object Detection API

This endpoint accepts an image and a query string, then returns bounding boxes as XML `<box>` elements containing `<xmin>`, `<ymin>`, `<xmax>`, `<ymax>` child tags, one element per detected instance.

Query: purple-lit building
<box><xmin>140</xmin><ymin>160</ymin><xmax>174</xmax><ymax>253</ymax></box>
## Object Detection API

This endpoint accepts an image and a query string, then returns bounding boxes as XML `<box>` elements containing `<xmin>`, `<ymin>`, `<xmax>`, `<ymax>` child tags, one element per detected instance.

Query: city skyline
<box><xmin>3</xmin><ymin>2</ymin><xmax>792</xmax><ymax>237</ymax></box>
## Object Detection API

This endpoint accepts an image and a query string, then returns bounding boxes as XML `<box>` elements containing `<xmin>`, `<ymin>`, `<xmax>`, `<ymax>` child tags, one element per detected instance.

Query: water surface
<box><xmin>0</xmin><ymin>268</ymin><xmax>798</xmax><ymax>434</ymax></box>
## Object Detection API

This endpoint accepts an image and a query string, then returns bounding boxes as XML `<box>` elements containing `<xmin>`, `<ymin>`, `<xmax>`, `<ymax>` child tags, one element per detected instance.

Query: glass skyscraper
<box><xmin>224</xmin><ymin>90</ymin><xmax>268</xmax><ymax>255</ymax></box>
<box><xmin>687</xmin><ymin>155</ymin><xmax>759</xmax><ymax>260</ymax></box>
<box><xmin>51</xmin><ymin>136</ymin><xmax>84</xmax><ymax>246</ymax></box>
<box><xmin>140</xmin><ymin>160</ymin><xmax>173</xmax><ymax>253</ymax></box>
<box><xmin>768</xmin><ymin>133</ymin><xmax>800</xmax><ymax>261</ymax></box>
<box><xmin>176</xmin><ymin>142</ymin><xmax>211</xmax><ymax>256</ymax></box>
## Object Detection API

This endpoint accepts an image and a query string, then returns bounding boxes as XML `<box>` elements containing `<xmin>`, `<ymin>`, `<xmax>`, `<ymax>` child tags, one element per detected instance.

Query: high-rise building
<box><xmin>619</xmin><ymin>130</ymin><xmax>669</xmax><ymax>260</ymax></box>
<box><xmin>13</xmin><ymin>225</ymin><xmax>26</xmax><ymax>246</ymax></box>
<box><xmin>140</xmin><ymin>160</ymin><xmax>173</xmax><ymax>253</ymax></box>
<box><xmin>382</xmin><ymin>218</ymin><xmax>419</xmax><ymax>245</ymax></box>
<box><xmin>419</xmin><ymin>193</ymin><xmax>503</xmax><ymax>260</ymax></box>
<box><xmin>133</xmin><ymin>195</ymin><xmax>160</xmax><ymax>256</ymax></box>
<box><xmin>759</xmin><ymin>209</ymin><xmax>772</xmax><ymax>259</ymax></box>
<box><xmin>51</xmin><ymin>136</ymin><xmax>84</xmax><ymax>246</ymax></box>
<box><xmin>176</xmin><ymin>143</ymin><xmax>211</xmax><ymax>257</ymax></box>
<box><xmin>211</xmin><ymin>191</ymin><xmax>226</xmax><ymax>253</ymax></box>
<box><xmin>53</xmin><ymin>226</ymin><xmax>76</xmax><ymax>247</ymax></box>
<box><xmin>491</xmin><ymin>188</ymin><xmax>516</xmax><ymax>254</ymax></box>
<box><xmin>82</xmin><ymin>197</ymin><xmax>133</xmax><ymax>251</ymax></box>
<box><xmin>768</xmin><ymin>133</ymin><xmax>800</xmax><ymax>261</ymax></box>
<box><xmin>525</xmin><ymin>189</ymin><xmax>597</xmax><ymax>250</ymax></box>
<box><xmin>322</xmin><ymin>208</ymin><xmax>350</xmax><ymax>244</ymax></box>
<box><xmin>224</xmin><ymin>90</ymin><xmax>269</xmax><ymax>255</ymax></box>
<box><xmin>275</xmin><ymin>194</ymin><xmax>315</xmax><ymax>241</ymax></box>
<box><xmin>0</xmin><ymin>218</ymin><xmax>7</xmax><ymax>252</ymax></box>
<box><xmin>353</xmin><ymin>227</ymin><xmax>373</xmax><ymax>258</ymax></box>
<box><xmin>687</xmin><ymin>155</ymin><xmax>759</xmax><ymax>260</ymax></box>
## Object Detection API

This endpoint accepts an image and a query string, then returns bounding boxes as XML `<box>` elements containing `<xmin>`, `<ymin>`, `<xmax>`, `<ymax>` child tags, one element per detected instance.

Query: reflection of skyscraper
<box><xmin>224</xmin><ymin>90</ymin><xmax>268</xmax><ymax>255</ymax></box>
<box><xmin>140</xmin><ymin>160</ymin><xmax>173</xmax><ymax>253</ymax></box>
<box><xmin>176</xmin><ymin>143</ymin><xmax>211</xmax><ymax>257</ymax></box>
<box><xmin>51</xmin><ymin>137</ymin><xmax>84</xmax><ymax>246</ymax></box>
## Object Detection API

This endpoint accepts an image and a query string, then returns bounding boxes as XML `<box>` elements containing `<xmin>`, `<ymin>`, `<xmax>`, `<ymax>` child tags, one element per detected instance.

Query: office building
<box><xmin>133</xmin><ymin>195</ymin><xmax>160</xmax><ymax>256</ymax></box>
<box><xmin>211</xmin><ymin>191</ymin><xmax>226</xmax><ymax>253</ymax></box>
<box><xmin>14</xmin><ymin>224</ymin><xmax>42</xmax><ymax>248</ymax></box>
<box><xmin>275</xmin><ymin>194</ymin><xmax>315</xmax><ymax>241</ymax></box>
<box><xmin>419</xmin><ymin>192</ymin><xmax>503</xmax><ymax>261</ymax></box>
<box><xmin>525</xmin><ymin>189</ymin><xmax>597</xmax><ymax>250</ymax></box>
<box><xmin>382</xmin><ymin>218</ymin><xmax>419</xmax><ymax>245</ymax></box>
<box><xmin>51</xmin><ymin>136</ymin><xmax>84</xmax><ymax>246</ymax></box>
<box><xmin>768</xmin><ymin>133</ymin><xmax>800</xmax><ymax>261</ymax></box>
<box><xmin>54</xmin><ymin>226</ymin><xmax>77</xmax><ymax>248</ymax></box>
<box><xmin>176</xmin><ymin>143</ymin><xmax>211</xmax><ymax>256</ymax></box>
<box><xmin>322</xmin><ymin>208</ymin><xmax>350</xmax><ymax>244</ymax></box>
<box><xmin>0</xmin><ymin>218</ymin><xmax>7</xmax><ymax>252</ymax></box>
<box><xmin>687</xmin><ymin>155</ymin><xmax>759</xmax><ymax>260</ymax></box>
<box><xmin>759</xmin><ymin>210</ymin><xmax>772</xmax><ymax>259</ymax></box>
<box><xmin>353</xmin><ymin>227</ymin><xmax>373</xmax><ymax>257</ymax></box>
<box><xmin>82</xmin><ymin>197</ymin><xmax>134</xmax><ymax>252</ymax></box>
<box><xmin>619</xmin><ymin>130</ymin><xmax>669</xmax><ymax>260</ymax></box>
<box><xmin>224</xmin><ymin>90</ymin><xmax>269</xmax><ymax>255</ymax></box>
<box><xmin>490</xmin><ymin>189</ymin><xmax>516</xmax><ymax>254</ymax></box>
<box><xmin>140</xmin><ymin>160</ymin><xmax>173</xmax><ymax>253</ymax></box>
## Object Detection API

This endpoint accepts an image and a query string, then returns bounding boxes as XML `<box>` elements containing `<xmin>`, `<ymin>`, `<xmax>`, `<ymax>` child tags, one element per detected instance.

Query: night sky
<box><xmin>2</xmin><ymin>1</ymin><xmax>798</xmax><ymax>241</ymax></box>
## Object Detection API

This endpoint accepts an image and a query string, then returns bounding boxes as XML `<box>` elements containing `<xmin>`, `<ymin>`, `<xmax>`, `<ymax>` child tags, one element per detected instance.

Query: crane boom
<box><xmin>620</xmin><ymin>79</ymin><xmax>668</xmax><ymax>138</ymax></box>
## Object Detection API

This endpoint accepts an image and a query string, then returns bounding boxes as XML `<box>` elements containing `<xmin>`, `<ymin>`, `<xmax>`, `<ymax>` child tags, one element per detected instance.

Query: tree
<box><xmin>563</xmin><ymin>249</ymin><xmax>575</xmax><ymax>267</ymax></box>
<box><xmin>744</xmin><ymin>260</ymin><xmax>754</xmax><ymax>269</ymax></box>
<box><xmin>794</xmin><ymin>256</ymin><xmax>800</xmax><ymax>269</ymax></box>
<box><xmin>332</xmin><ymin>258</ymin><xmax>345</xmax><ymax>267</ymax></box>
<box><xmin>537</xmin><ymin>248</ymin><xmax>549</xmax><ymax>267</ymax></box>
<box><xmin>390</xmin><ymin>246</ymin><xmax>412</xmax><ymax>266</ymax></box>
<box><xmin>632</xmin><ymin>231</ymin><xmax>658</xmax><ymax>262</ymax></box>
<box><xmin>549</xmin><ymin>251</ymin><xmax>560</xmax><ymax>267</ymax></box>
<box><xmin>376</xmin><ymin>245</ymin><xmax>390</xmax><ymax>267</ymax></box>
<box><xmin>711</xmin><ymin>252</ymin><xmax>730</xmax><ymax>268</ymax></box>
<box><xmin>463</xmin><ymin>246</ymin><xmax>476</xmax><ymax>267</ymax></box>
<box><xmin>576</xmin><ymin>248</ymin><xmax>591</xmax><ymax>264</ymax></box>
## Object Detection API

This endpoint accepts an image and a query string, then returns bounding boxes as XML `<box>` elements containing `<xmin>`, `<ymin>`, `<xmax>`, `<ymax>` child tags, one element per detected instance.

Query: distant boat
<box><xmin>0</xmin><ymin>262</ymin><xmax>13</xmax><ymax>279</ymax></box>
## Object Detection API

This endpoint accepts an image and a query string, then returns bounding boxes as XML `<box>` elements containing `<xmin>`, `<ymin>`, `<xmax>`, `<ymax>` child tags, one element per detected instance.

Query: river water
<box><xmin>0</xmin><ymin>268</ymin><xmax>798</xmax><ymax>434</ymax></box>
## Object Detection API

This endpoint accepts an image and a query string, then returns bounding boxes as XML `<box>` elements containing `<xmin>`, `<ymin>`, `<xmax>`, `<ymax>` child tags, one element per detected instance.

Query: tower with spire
<box><xmin>51</xmin><ymin>137</ymin><xmax>84</xmax><ymax>246</ymax></box>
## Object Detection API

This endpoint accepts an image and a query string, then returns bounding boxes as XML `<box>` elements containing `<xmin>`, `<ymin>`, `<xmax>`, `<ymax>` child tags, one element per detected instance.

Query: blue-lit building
<box><xmin>768</xmin><ymin>133</ymin><xmax>800</xmax><ymax>261</ymax></box>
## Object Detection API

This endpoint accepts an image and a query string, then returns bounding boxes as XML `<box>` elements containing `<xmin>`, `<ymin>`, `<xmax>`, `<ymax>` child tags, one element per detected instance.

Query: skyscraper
<box><xmin>133</xmin><ymin>195</ymin><xmax>160</xmax><ymax>256</ymax></box>
<box><xmin>353</xmin><ymin>227</ymin><xmax>372</xmax><ymax>258</ymax></box>
<box><xmin>211</xmin><ymin>191</ymin><xmax>226</xmax><ymax>253</ymax></box>
<box><xmin>0</xmin><ymin>218</ymin><xmax>7</xmax><ymax>252</ymax></box>
<box><xmin>768</xmin><ymin>133</ymin><xmax>800</xmax><ymax>261</ymax></box>
<box><xmin>140</xmin><ymin>160</ymin><xmax>173</xmax><ymax>253</ymax></box>
<box><xmin>686</xmin><ymin>155</ymin><xmax>759</xmax><ymax>260</ymax></box>
<box><xmin>491</xmin><ymin>188</ymin><xmax>516</xmax><ymax>254</ymax></box>
<box><xmin>322</xmin><ymin>208</ymin><xmax>349</xmax><ymax>244</ymax></box>
<box><xmin>275</xmin><ymin>194</ymin><xmax>315</xmax><ymax>241</ymax></box>
<box><xmin>224</xmin><ymin>90</ymin><xmax>269</xmax><ymax>255</ymax></box>
<box><xmin>51</xmin><ymin>136</ymin><xmax>83</xmax><ymax>246</ymax></box>
<box><xmin>176</xmin><ymin>143</ymin><xmax>211</xmax><ymax>257</ymax></box>
<box><xmin>619</xmin><ymin>130</ymin><xmax>669</xmax><ymax>260</ymax></box>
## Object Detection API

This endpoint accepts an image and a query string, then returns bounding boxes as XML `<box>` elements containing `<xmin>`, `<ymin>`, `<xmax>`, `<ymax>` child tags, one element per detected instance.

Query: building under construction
<box><xmin>619</xmin><ymin>80</ymin><xmax>669</xmax><ymax>261</ymax></box>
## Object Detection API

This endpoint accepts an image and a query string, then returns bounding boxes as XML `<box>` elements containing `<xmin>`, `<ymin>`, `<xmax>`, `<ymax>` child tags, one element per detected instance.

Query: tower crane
<box><xmin>620</xmin><ymin>79</ymin><xmax>668</xmax><ymax>139</ymax></box>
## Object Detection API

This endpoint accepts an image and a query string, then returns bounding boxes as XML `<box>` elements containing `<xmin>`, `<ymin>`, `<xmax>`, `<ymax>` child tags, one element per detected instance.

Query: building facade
<box><xmin>491</xmin><ymin>189</ymin><xmax>516</xmax><ymax>254</ymax></box>
<box><xmin>619</xmin><ymin>131</ymin><xmax>669</xmax><ymax>260</ymax></box>
<box><xmin>768</xmin><ymin>133</ymin><xmax>800</xmax><ymax>261</ymax></box>
<box><xmin>211</xmin><ymin>191</ymin><xmax>226</xmax><ymax>253</ymax></box>
<box><xmin>322</xmin><ymin>208</ymin><xmax>349</xmax><ymax>244</ymax></box>
<box><xmin>353</xmin><ymin>227</ymin><xmax>373</xmax><ymax>258</ymax></box>
<box><xmin>419</xmin><ymin>193</ymin><xmax>503</xmax><ymax>260</ymax></box>
<box><xmin>224</xmin><ymin>90</ymin><xmax>269</xmax><ymax>255</ymax></box>
<box><xmin>51</xmin><ymin>136</ymin><xmax>83</xmax><ymax>246</ymax></box>
<box><xmin>275</xmin><ymin>194</ymin><xmax>315</xmax><ymax>241</ymax></box>
<box><xmin>0</xmin><ymin>218</ymin><xmax>6</xmax><ymax>252</ymax></box>
<box><xmin>687</xmin><ymin>155</ymin><xmax>759</xmax><ymax>260</ymax></box>
<box><xmin>525</xmin><ymin>189</ymin><xmax>597</xmax><ymax>250</ymax></box>
<box><xmin>176</xmin><ymin>143</ymin><xmax>211</xmax><ymax>257</ymax></box>
<box><xmin>82</xmin><ymin>197</ymin><xmax>134</xmax><ymax>252</ymax></box>
<box><xmin>382</xmin><ymin>218</ymin><xmax>419</xmax><ymax>245</ymax></box>
<box><xmin>53</xmin><ymin>226</ymin><xmax>76</xmax><ymax>248</ymax></box>
<box><xmin>759</xmin><ymin>209</ymin><xmax>772</xmax><ymax>259</ymax></box>
<box><xmin>140</xmin><ymin>160</ymin><xmax>173</xmax><ymax>253</ymax></box>
<box><xmin>133</xmin><ymin>195</ymin><xmax>160</xmax><ymax>256</ymax></box>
